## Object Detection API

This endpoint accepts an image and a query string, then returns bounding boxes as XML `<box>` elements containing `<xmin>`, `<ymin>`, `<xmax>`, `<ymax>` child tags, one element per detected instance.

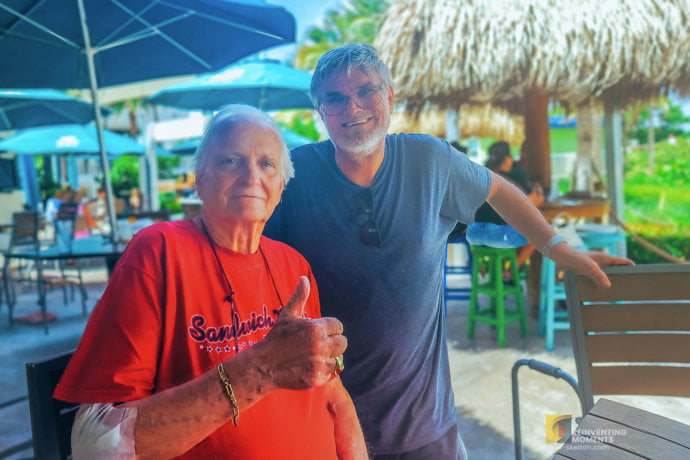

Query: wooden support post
<box><xmin>519</xmin><ymin>89</ymin><xmax>551</xmax><ymax>192</ymax></box>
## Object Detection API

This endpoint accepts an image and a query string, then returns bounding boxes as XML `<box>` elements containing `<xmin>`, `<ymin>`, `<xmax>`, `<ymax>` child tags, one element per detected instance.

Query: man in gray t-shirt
<box><xmin>265</xmin><ymin>44</ymin><xmax>632</xmax><ymax>459</ymax></box>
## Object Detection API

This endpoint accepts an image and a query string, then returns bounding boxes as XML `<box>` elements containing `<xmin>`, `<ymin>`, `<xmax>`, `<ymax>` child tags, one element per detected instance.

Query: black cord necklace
<box><xmin>199</xmin><ymin>218</ymin><xmax>285</xmax><ymax>354</ymax></box>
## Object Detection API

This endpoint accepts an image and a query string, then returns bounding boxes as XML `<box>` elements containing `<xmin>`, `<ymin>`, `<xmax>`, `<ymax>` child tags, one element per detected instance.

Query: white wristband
<box><xmin>541</xmin><ymin>234</ymin><xmax>567</xmax><ymax>258</ymax></box>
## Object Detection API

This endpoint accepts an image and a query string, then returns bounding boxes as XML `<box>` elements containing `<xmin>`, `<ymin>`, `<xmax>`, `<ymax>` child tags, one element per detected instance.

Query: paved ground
<box><xmin>0</xmin><ymin>260</ymin><xmax>107</xmax><ymax>460</ymax></box>
<box><xmin>1</xmin><ymin>262</ymin><xmax>689</xmax><ymax>459</ymax></box>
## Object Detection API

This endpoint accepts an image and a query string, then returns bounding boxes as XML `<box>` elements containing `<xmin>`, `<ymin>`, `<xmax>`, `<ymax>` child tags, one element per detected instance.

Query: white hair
<box><xmin>193</xmin><ymin>104</ymin><xmax>295</xmax><ymax>184</ymax></box>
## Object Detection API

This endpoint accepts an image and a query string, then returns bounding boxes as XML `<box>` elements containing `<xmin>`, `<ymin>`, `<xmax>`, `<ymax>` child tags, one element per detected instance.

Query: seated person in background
<box><xmin>128</xmin><ymin>187</ymin><xmax>142</xmax><ymax>213</ymax></box>
<box><xmin>86</xmin><ymin>187</ymin><xmax>109</xmax><ymax>234</ymax></box>
<box><xmin>72</xmin><ymin>189</ymin><xmax>92</xmax><ymax>239</ymax></box>
<box><xmin>467</xmin><ymin>141</ymin><xmax>544</xmax><ymax>267</ymax></box>
<box><xmin>450</xmin><ymin>140</ymin><xmax>468</xmax><ymax>155</ymax></box>
<box><xmin>54</xmin><ymin>105</ymin><xmax>366</xmax><ymax>459</ymax></box>
<box><xmin>44</xmin><ymin>187</ymin><xmax>69</xmax><ymax>223</ymax></box>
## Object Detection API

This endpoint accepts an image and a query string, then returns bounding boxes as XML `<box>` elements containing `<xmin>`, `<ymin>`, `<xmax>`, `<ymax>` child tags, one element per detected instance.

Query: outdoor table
<box><xmin>553</xmin><ymin>398</ymin><xmax>690</xmax><ymax>459</ymax></box>
<box><xmin>539</xmin><ymin>197</ymin><xmax>610</xmax><ymax>222</ymax></box>
<box><xmin>2</xmin><ymin>236</ymin><xmax>126</xmax><ymax>333</ymax></box>
<box><xmin>526</xmin><ymin>197</ymin><xmax>612</xmax><ymax>311</ymax></box>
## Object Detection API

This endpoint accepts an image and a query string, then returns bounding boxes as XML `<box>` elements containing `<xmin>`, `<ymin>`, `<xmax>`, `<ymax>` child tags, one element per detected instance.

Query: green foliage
<box><xmin>624</xmin><ymin>183</ymin><xmax>690</xmax><ymax>225</ymax></box>
<box><xmin>628</xmin><ymin>101</ymin><xmax>690</xmax><ymax>144</ymax></box>
<box><xmin>157</xmin><ymin>155</ymin><xmax>181</xmax><ymax>179</ymax></box>
<box><xmin>158</xmin><ymin>192</ymin><xmax>181</xmax><ymax>214</ymax></box>
<box><xmin>295</xmin><ymin>0</ymin><xmax>390</xmax><ymax>70</ymax></box>
<box><xmin>626</xmin><ymin>226</ymin><xmax>690</xmax><ymax>264</ymax></box>
<box><xmin>624</xmin><ymin>138</ymin><xmax>690</xmax><ymax>187</ymax></box>
<box><xmin>282</xmin><ymin>116</ymin><xmax>320</xmax><ymax>141</ymax></box>
<box><xmin>109</xmin><ymin>155</ymin><xmax>139</xmax><ymax>196</ymax></box>
<box><xmin>33</xmin><ymin>156</ymin><xmax>58</xmax><ymax>203</ymax></box>
<box><xmin>549</xmin><ymin>128</ymin><xmax>580</xmax><ymax>153</ymax></box>
<box><xmin>623</xmin><ymin>137</ymin><xmax>690</xmax><ymax>263</ymax></box>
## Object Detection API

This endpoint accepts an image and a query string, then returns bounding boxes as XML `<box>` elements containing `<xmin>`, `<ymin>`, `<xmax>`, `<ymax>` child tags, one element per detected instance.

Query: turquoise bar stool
<box><xmin>577</xmin><ymin>226</ymin><xmax>626</xmax><ymax>255</ymax></box>
<box><xmin>467</xmin><ymin>245</ymin><xmax>527</xmax><ymax>347</ymax></box>
<box><xmin>538</xmin><ymin>256</ymin><xmax>571</xmax><ymax>350</ymax></box>
<box><xmin>538</xmin><ymin>225</ymin><xmax>625</xmax><ymax>350</ymax></box>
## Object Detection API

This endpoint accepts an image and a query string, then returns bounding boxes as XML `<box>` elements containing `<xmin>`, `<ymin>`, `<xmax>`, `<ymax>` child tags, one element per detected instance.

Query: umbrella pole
<box><xmin>259</xmin><ymin>86</ymin><xmax>266</xmax><ymax>111</ymax></box>
<box><xmin>77</xmin><ymin>0</ymin><xmax>120</xmax><ymax>244</ymax></box>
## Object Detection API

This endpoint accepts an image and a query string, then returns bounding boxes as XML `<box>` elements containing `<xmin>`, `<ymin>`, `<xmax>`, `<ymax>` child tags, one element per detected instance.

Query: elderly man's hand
<box><xmin>550</xmin><ymin>244</ymin><xmax>634</xmax><ymax>288</ymax></box>
<box><xmin>248</xmin><ymin>276</ymin><xmax>347</xmax><ymax>391</ymax></box>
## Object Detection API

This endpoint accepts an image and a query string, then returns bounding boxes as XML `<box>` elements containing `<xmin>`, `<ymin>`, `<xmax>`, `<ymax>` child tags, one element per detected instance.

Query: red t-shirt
<box><xmin>55</xmin><ymin>220</ymin><xmax>337</xmax><ymax>459</ymax></box>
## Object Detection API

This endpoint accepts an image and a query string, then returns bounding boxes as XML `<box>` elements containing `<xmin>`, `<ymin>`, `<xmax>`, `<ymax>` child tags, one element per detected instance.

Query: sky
<box><xmin>264</xmin><ymin>0</ymin><xmax>341</xmax><ymax>61</ymax></box>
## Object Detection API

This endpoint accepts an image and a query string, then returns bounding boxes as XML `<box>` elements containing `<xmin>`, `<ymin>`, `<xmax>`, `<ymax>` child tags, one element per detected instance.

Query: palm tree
<box><xmin>294</xmin><ymin>0</ymin><xmax>390</xmax><ymax>70</ymax></box>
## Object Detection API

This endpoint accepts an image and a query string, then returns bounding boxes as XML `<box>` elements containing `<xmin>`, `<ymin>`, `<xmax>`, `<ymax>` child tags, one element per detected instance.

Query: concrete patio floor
<box><xmin>1</xmin><ymin>262</ymin><xmax>689</xmax><ymax>459</ymax></box>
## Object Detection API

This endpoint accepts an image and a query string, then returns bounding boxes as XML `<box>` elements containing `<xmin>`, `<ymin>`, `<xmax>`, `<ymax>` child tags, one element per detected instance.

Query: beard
<box><xmin>331</xmin><ymin>122</ymin><xmax>388</xmax><ymax>161</ymax></box>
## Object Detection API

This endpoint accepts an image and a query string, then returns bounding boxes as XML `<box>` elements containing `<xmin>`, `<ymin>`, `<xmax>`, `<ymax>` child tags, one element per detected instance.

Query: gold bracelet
<box><xmin>217</xmin><ymin>363</ymin><xmax>239</xmax><ymax>426</ymax></box>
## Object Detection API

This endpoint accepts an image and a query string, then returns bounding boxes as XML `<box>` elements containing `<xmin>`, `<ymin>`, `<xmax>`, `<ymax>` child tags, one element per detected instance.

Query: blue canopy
<box><xmin>0</xmin><ymin>89</ymin><xmax>111</xmax><ymax>130</ymax></box>
<box><xmin>0</xmin><ymin>0</ymin><xmax>296</xmax><ymax>241</ymax></box>
<box><xmin>146</xmin><ymin>58</ymin><xmax>313</xmax><ymax>111</ymax></box>
<box><xmin>169</xmin><ymin>128</ymin><xmax>314</xmax><ymax>155</ymax></box>
<box><xmin>0</xmin><ymin>1</ymin><xmax>296</xmax><ymax>90</ymax></box>
<box><xmin>0</xmin><ymin>124</ymin><xmax>144</xmax><ymax>157</ymax></box>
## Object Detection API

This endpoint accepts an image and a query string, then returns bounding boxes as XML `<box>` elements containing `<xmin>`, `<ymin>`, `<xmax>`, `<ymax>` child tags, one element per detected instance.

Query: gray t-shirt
<box><xmin>265</xmin><ymin>133</ymin><xmax>491</xmax><ymax>454</ymax></box>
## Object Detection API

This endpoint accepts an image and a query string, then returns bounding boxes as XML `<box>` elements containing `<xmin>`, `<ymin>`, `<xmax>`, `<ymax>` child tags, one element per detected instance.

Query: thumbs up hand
<box><xmin>248</xmin><ymin>276</ymin><xmax>348</xmax><ymax>391</ymax></box>
<box><xmin>278</xmin><ymin>275</ymin><xmax>310</xmax><ymax>319</ymax></box>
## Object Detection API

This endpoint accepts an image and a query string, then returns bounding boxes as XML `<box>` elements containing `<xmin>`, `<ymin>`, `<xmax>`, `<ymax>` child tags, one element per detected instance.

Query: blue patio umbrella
<box><xmin>146</xmin><ymin>58</ymin><xmax>313</xmax><ymax>112</ymax></box>
<box><xmin>169</xmin><ymin>127</ymin><xmax>314</xmax><ymax>155</ymax></box>
<box><xmin>0</xmin><ymin>89</ymin><xmax>111</xmax><ymax>131</ymax></box>
<box><xmin>0</xmin><ymin>0</ymin><xmax>296</xmax><ymax>241</ymax></box>
<box><xmin>0</xmin><ymin>124</ymin><xmax>144</xmax><ymax>157</ymax></box>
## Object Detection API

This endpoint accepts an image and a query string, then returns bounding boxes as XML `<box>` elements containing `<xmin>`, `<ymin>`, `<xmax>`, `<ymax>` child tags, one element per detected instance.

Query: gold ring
<box><xmin>333</xmin><ymin>355</ymin><xmax>345</xmax><ymax>376</ymax></box>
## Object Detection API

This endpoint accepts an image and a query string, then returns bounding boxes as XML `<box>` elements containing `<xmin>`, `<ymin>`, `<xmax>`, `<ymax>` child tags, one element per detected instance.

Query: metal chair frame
<box><xmin>25</xmin><ymin>349</ymin><xmax>77</xmax><ymax>460</ymax></box>
<box><xmin>512</xmin><ymin>263</ymin><xmax>690</xmax><ymax>459</ymax></box>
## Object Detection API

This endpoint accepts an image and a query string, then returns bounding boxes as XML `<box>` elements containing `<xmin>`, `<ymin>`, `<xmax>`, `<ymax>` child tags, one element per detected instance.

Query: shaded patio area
<box><xmin>1</xmin><ymin>263</ymin><xmax>689</xmax><ymax>459</ymax></box>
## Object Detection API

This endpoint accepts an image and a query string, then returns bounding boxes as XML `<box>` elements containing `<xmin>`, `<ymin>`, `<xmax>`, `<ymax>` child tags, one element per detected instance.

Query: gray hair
<box><xmin>193</xmin><ymin>104</ymin><xmax>294</xmax><ymax>184</ymax></box>
<box><xmin>310</xmin><ymin>44</ymin><xmax>393</xmax><ymax>104</ymax></box>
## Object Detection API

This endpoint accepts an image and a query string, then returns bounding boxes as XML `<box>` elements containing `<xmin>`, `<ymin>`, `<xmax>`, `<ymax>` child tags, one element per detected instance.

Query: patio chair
<box><xmin>512</xmin><ymin>263</ymin><xmax>690</xmax><ymax>459</ymax></box>
<box><xmin>49</xmin><ymin>202</ymin><xmax>88</xmax><ymax>311</ymax></box>
<box><xmin>25</xmin><ymin>349</ymin><xmax>77</xmax><ymax>460</ymax></box>
<box><xmin>443</xmin><ymin>232</ymin><xmax>472</xmax><ymax>309</ymax></box>
<box><xmin>565</xmin><ymin>263</ymin><xmax>690</xmax><ymax>412</ymax></box>
<box><xmin>2</xmin><ymin>211</ymin><xmax>41</xmax><ymax>320</ymax></box>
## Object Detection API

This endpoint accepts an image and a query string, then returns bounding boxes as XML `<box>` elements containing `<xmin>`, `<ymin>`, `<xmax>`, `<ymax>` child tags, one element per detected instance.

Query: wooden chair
<box><xmin>565</xmin><ymin>263</ymin><xmax>690</xmax><ymax>413</ymax></box>
<box><xmin>7</xmin><ymin>211</ymin><xmax>40</xmax><ymax>248</ymax></box>
<box><xmin>25</xmin><ymin>350</ymin><xmax>77</xmax><ymax>460</ymax></box>
<box><xmin>513</xmin><ymin>264</ymin><xmax>690</xmax><ymax>459</ymax></box>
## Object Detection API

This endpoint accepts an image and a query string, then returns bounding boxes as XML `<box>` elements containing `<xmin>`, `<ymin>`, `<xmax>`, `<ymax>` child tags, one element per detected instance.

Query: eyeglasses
<box><xmin>355</xmin><ymin>189</ymin><xmax>382</xmax><ymax>247</ymax></box>
<box><xmin>318</xmin><ymin>84</ymin><xmax>386</xmax><ymax>116</ymax></box>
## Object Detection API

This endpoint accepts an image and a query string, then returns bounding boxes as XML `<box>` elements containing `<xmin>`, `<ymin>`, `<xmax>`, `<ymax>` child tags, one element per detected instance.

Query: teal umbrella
<box><xmin>0</xmin><ymin>89</ymin><xmax>111</xmax><ymax>131</ymax></box>
<box><xmin>0</xmin><ymin>124</ymin><xmax>144</xmax><ymax>157</ymax></box>
<box><xmin>146</xmin><ymin>58</ymin><xmax>313</xmax><ymax>111</ymax></box>
<box><xmin>0</xmin><ymin>0</ymin><xmax>296</xmax><ymax>242</ymax></box>
<box><xmin>168</xmin><ymin>127</ymin><xmax>314</xmax><ymax>155</ymax></box>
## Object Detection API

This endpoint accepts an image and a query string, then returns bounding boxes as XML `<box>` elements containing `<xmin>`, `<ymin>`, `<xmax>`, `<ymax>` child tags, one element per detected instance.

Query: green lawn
<box><xmin>549</xmin><ymin>128</ymin><xmax>578</xmax><ymax>153</ymax></box>
<box><xmin>473</xmin><ymin>127</ymin><xmax>578</xmax><ymax>154</ymax></box>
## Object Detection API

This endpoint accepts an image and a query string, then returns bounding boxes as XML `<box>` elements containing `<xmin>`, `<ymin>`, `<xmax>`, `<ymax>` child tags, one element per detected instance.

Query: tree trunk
<box><xmin>573</xmin><ymin>99</ymin><xmax>603</xmax><ymax>194</ymax></box>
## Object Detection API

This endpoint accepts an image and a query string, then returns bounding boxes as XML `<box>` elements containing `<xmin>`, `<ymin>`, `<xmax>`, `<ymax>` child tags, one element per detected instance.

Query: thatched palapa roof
<box><xmin>389</xmin><ymin>104</ymin><xmax>525</xmax><ymax>145</ymax></box>
<box><xmin>375</xmin><ymin>0</ymin><xmax>690</xmax><ymax>112</ymax></box>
